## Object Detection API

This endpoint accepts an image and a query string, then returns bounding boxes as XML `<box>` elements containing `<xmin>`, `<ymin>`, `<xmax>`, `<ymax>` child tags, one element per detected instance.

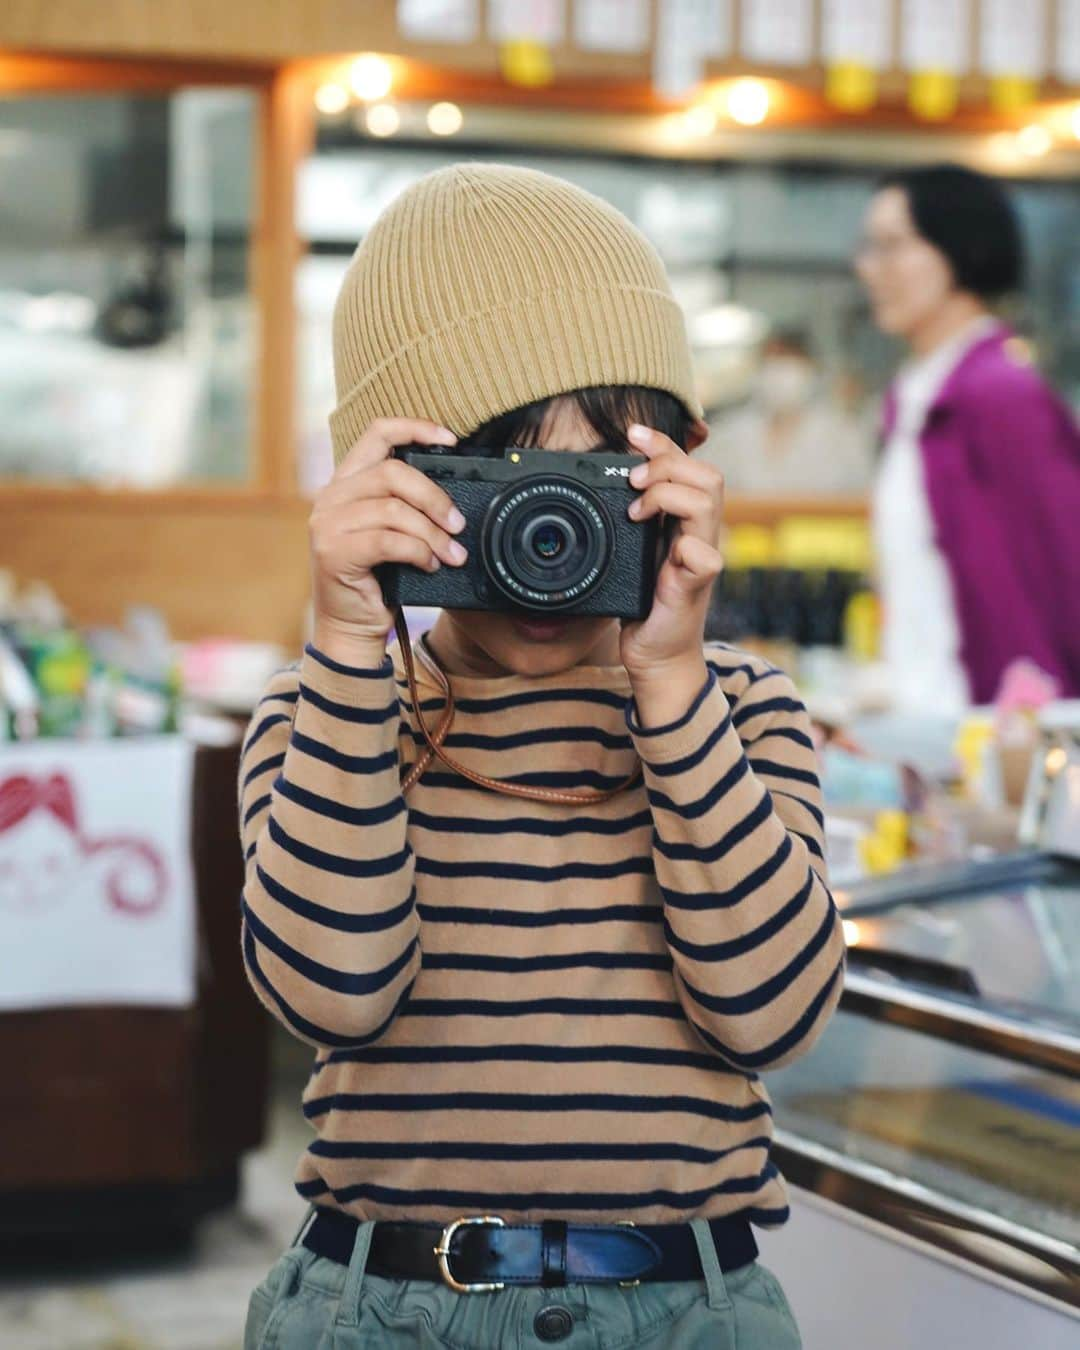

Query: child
<box><xmin>239</xmin><ymin>163</ymin><xmax>845</xmax><ymax>1349</ymax></box>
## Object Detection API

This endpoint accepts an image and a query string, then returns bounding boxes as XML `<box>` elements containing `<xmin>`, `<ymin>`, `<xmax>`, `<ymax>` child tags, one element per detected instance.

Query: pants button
<box><xmin>534</xmin><ymin>1304</ymin><xmax>574</xmax><ymax>1342</ymax></box>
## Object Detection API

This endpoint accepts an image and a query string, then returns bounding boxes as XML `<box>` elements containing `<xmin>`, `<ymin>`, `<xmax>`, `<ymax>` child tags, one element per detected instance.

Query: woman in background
<box><xmin>855</xmin><ymin>163</ymin><xmax>1080</xmax><ymax>712</ymax></box>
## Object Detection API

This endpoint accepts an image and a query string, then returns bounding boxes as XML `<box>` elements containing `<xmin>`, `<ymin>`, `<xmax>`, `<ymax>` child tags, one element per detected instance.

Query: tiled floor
<box><xmin>0</xmin><ymin>1028</ymin><xmax>314</xmax><ymax>1350</ymax></box>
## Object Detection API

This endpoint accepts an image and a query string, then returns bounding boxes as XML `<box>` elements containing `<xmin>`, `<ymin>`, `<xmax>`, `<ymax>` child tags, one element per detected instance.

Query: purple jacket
<box><xmin>882</xmin><ymin>327</ymin><xmax>1080</xmax><ymax>704</ymax></box>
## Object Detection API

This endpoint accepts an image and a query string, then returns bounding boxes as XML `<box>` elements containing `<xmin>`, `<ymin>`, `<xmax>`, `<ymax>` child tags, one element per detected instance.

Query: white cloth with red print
<box><xmin>0</xmin><ymin>736</ymin><xmax>196</xmax><ymax>1009</ymax></box>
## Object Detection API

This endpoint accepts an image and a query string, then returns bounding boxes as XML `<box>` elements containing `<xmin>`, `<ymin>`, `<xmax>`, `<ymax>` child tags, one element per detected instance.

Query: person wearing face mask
<box><xmin>855</xmin><ymin>164</ymin><xmax>1080</xmax><ymax>714</ymax></box>
<box><xmin>705</xmin><ymin>330</ymin><xmax>873</xmax><ymax>497</ymax></box>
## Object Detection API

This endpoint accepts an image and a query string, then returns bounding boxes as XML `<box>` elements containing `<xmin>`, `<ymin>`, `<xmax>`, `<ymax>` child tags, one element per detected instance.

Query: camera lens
<box><xmin>523</xmin><ymin>515</ymin><xmax>569</xmax><ymax>565</ymax></box>
<box><xmin>481</xmin><ymin>479</ymin><xmax>613</xmax><ymax>610</ymax></box>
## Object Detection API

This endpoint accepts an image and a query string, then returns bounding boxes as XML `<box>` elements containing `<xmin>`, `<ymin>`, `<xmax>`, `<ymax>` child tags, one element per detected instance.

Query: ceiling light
<box><xmin>727</xmin><ymin>79</ymin><xmax>770</xmax><ymax>126</ymax></box>
<box><xmin>350</xmin><ymin>54</ymin><xmax>393</xmax><ymax>101</ymax></box>
<box><xmin>1016</xmin><ymin>123</ymin><xmax>1052</xmax><ymax>157</ymax></box>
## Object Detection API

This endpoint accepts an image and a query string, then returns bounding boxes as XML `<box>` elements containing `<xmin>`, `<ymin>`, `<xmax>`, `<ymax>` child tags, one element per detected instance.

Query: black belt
<box><xmin>302</xmin><ymin>1207</ymin><xmax>758</xmax><ymax>1293</ymax></box>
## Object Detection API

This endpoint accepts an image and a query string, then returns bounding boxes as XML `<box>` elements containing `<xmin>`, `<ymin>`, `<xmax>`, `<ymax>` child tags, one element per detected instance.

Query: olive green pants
<box><xmin>244</xmin><ymin>1210</ymin><xmax>802</xmax><ymax>1349</ymax></box>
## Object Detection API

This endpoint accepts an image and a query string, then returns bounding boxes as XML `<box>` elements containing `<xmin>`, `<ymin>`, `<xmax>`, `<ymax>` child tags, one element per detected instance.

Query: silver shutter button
<box><xmin>534</xmin><ymin>1304</ymin><xmax>574</xmax><ymax>1341</ymax></box>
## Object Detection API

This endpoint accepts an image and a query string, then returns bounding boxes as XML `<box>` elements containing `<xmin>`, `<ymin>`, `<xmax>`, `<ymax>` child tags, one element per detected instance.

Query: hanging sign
<box><xmin>739</xmin><ymin>0</ymin><xmax>813</xmax><ymax>67</ymax></box>
<box><xmin>397</xmin><ymin>0</ymin><xmax>478</xmax><ymax>42</ymax></box>
<box><xmin>653</xmin><ymin>0</ymin><xmax>732</xmax><ymax>99</ymax></box>
<box><xmin>902</xmin><ymin>0</ymin><xmax>968</xmax><ymax>119</ymax></box>
<box><xmin>575</xmin><ymin>0</ymin><xmax>650</xmax><ymax>53</ymax></box>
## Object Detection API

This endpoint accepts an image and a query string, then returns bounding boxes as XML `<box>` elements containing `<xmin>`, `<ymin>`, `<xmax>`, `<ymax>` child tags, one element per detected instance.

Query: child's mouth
<box><xmin>510</xmin><ymin>614</ymin><xmax>572</xmax><ymax>642</ymax></box>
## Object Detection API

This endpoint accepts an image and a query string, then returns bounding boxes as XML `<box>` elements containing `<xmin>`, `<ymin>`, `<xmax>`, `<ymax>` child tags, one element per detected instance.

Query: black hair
<box><xmin>458</xmin><ymin>385</ymin><xmax>695</xmax><ymax>454</ymax></box>
<box><xmin>876</xmin><ymin>164</ymin><xmax>1023</xmax><ymax>299</ymax></box>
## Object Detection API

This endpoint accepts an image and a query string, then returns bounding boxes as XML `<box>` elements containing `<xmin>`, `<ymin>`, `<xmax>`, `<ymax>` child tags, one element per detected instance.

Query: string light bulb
<box><xmin>314</xmin><ymin>83</ymin><xmax>349</xmax><ymax>116</ymax></box>
<box><xmin>350</xmin><ymin>53</ymin><xmax>393</xmax><ymax>101</ymax></box>
<box><xmin>726</xmin><ymin>79</ymin><xmax>770</xmax><ymax>126</ymax></box>
<box><xmin>366</xmin><ymin>103</ymin><xmax>401</xmax><ymax>137</ymax></box>
<box><xmin>682</xmin><ymin>103</ymin><xmax>718</xmax><ymax>137</ymax></box>
<box><xmin>1017</xmin><ymin>123</ymin><xmax>1052</xmax><ymax>157</ymax></box>
<box><xmin>427</xmin><ymin>102</ymin><xmax>464</xmax><ymax>136</ymax></box>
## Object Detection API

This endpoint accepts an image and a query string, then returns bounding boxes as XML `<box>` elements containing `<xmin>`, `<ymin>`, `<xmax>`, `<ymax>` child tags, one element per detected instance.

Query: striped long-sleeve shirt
<box><xmin>238</xmin><ymin>637</ymin><xmax>846</xmax><ymax>1228</ymax></box>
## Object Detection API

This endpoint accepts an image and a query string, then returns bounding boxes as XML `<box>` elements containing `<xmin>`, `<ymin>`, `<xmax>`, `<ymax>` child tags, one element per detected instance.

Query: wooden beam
<box><xmin>250</xmin><ymin>64</ymin><xmax>314</xmax><ymax>495</ymax></box>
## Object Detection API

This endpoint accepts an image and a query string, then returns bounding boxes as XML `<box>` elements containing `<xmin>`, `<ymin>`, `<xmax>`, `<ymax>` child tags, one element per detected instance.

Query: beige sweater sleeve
<box><xmin>237</xmin><ymin>644</ymin><xmax>420</xmax><ymax>1050</ymax></box>
<box><xmin>626</xmin><ymin>655</ymin><xmax>846</xmax><ymax>1072</ymax></box>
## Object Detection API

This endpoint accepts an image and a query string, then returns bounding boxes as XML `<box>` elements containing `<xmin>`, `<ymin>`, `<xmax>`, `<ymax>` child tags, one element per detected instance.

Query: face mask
<box><xmin>754</xmin><ymin>357</ymin><xmax>816</xmax><ymax>412</ymax></box>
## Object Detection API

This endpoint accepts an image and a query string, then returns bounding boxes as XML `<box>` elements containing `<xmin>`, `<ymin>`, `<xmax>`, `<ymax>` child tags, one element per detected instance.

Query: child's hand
<box><xmin>309</xmin><ymin>418</ymin><xmax>469</xmax><ymax>666</ymax></box>
<box><xmin>618</xmin><ymin>423</ymin><xmax>725</xmax><ymax>682</ymax></box>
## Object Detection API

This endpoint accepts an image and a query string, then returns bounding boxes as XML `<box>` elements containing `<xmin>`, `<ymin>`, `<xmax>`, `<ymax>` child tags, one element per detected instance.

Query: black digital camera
<box><xmin>376</xmin><ymin>445</ymin><xmax>676</xmax><ymax>620</ymax></box>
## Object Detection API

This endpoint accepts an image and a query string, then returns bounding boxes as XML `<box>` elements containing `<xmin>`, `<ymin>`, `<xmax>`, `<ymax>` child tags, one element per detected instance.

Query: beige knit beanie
<box><xmin>329</xmin><ymin>162</ymin><xmax>702</xmax><ymax>464</ymax></box>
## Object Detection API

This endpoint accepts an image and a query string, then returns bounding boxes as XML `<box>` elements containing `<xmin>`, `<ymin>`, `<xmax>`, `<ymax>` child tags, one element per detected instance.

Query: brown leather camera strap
<box><xmin>394</xmin><ymin>608</ymin><xmax>642</xmax><ymax>804</ymax></box>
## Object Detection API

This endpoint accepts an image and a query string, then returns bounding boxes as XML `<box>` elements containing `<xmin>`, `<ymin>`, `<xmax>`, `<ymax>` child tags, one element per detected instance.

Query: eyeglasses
<box><xmin>854</xmin><ymin>232</ymin><xmax>922</xmax><ymax>263</ymax></box>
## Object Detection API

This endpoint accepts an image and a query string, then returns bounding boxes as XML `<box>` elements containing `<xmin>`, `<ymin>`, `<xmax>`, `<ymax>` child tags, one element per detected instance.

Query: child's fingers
<box><xmin>628</xmin><ymin>481</ymin><xmax>722</xmax><ymax>546</ymax></box>
<box><xmin>667</xmin><ymin>532</ymin><xmax>725</xmax><ymax>583</ymax></box>
<box><xmin>335</xmin><ymin>418</ymin><xmax>457</xmax><ymax>478</ymax></box>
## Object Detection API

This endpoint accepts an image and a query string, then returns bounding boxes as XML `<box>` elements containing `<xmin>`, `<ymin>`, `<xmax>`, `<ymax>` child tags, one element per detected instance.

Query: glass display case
<box><xmin>762</xmin><ymin>850</ymin><xmax>1080</xmax><ymax>1344</ymax></box>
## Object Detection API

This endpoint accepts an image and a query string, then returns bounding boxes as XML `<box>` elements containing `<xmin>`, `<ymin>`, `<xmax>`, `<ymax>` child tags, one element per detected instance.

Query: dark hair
<box><xmin>458</xmin><ymin>386</ymin><xmax>695</xmax><ymax>454</ymax></box>
<box><xmin>877</xmin><ymin>164</ymin><xmax>1023</xmax><ymax>299</ymax></box>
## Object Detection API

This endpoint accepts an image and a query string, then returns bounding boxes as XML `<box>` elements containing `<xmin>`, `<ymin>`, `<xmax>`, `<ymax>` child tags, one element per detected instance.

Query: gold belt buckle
<box><xmin>433</xmin><ymin>1215</ymin><xmax>506</xmax><ymax>1294</ymax></box>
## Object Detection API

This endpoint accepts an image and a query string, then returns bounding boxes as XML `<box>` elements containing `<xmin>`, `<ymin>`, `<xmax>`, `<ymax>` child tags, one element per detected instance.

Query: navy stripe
<box><xmin>242</xmin><ymin>751</ymin><xmax>285</xmax><ymax>791</ymax></box>
<box><xmin>268</xmin><ymin>814</ymin><xmax>411</xmax><ymax>878</ymax></box>
<box><xmin>416</xmin><ymin>903</ymin><xmax>662</xmax><ymax>927</ymax></box>
<box><xmin>245</xmin><ymin>841</ymin><xmax>256</xmax><ymax>863</ymax></box>
<box><xmin>401</xmin><ymin>722</ymin><xmax>634</xmax><ymax>753</ymax></box>
<box><xmin>633</xmin><ymin>710</ymin><xmax>734</xmax><ymax>781</ymax></box>
<box><xmin>308</xmin><ymin>1136</ymin><xmax>771</xmax><ymax>1164</ymax></box>
<box><xmin>748</xmin><ymin>757</ymin><xmax>819</xmax><ymax>788</ymax></box>
<box><xmin>706</xmin><ymin>657</ymin><xmax>769</xmax><ymax>684</ymax></box>
<box><xmin>242</xmin><ymin>899</ymin><xmax>418</xmax><ymax>995</ymax></box>
<box><xmin>414</xmin><ymin>857</ymin><xmax>653</xmax><ymax>883</ymax></box>
<box><xmin>424</xmin><ymin>951</ymin><xmax>673</xmax><ymax>974</ymax></box>
<box><xmin>407</xmin><ymin>806</ymin><xmax>652</xmax><ymax>838</ymax></box>
<box><xmin>689</xmin><ymin>957</ymin><xmax>845</xmax><ymax>1070</ymax></box>
<box><xmin>646</xmin><ymin>753</ymin><xmax>748</xmax><ymax>821</ymax></box>
<box><xmin>306</xmin><ymin>643</ymin><xmax>392</xmax><ymax>678</ymax></box>
<box><xmin>243</xmin><ymin>793</ymin><xmax>271</xmax><ymax>827</ymax></box>
<box><xmin>275</xmin><ymin>773</ymin><xmax>404</xmax><ymax>828</ymax></box>
<box><xmin>731</xmin><ymin>697</ymin><xmax>805</xmax><ymax>730</ymax></box>
<box><xmin>653</xmin><ymin>791</ymin><xmax>775</xmax><ymax>863</ymax></box>
<box><xmin>792</xmin><ymin>829</ymin><xmax>826</xmax><ymax>861</ymax></box>
<box><xmin>291</xmin><ymin>728</ymin><xmax>398</xmax><ymax>774</ymax></box>
<box><xmin>254</xmin><ymin>863</ymin><xmax>416</xmax><ymax>934</ymax></box>
<box><xmin>401</xmin><ymin>996</ymin><xmax>682</xmax><ymax>1018</ymax></box>
<box><xmin>300</xmin><ymin>681</ymin><xmax>398</xmax><ymax>724</ymax></box>
<box><xmin>657</xmin><ymin>834</ymin><xmax>792</xmax><ymax>911</ymax></box>
<box><xmin>313</xmin><ymin>1162</ymin><xmax>780</xmax><ymax>1212</ymax></box>
<box><xmin>768</xmin><ymin>786</ymin><xmax>824</xmax><ymax>829</ymax></box>
<box><xmin>679</xmin><ymin>896</ymin><xmax>836</xmax><ymax>1016</ymax></box>
<box><xmin>626</xmin><ymin>667</ymin><xmax>713</xmax><ymax>740</ymax></box>
<box><xmin>398</xmin><ymin>686</ymin><xmax>629</xmax><ymax>717</ymax></box>
<box><xmin>244</xmin><ymin>712</ymin><xmax>291</xmax><ymax>754</ymax></box>
<box><xmin>241</xmin><ymin>919</ymin><xmax>414</xmax><ymax>1049</ymax></box>
<box><xmin>664</xmin><ymin>870</ymin><xmax>814</xmax><ymax>962</ymax></box>
<box><xmin>746</xmin><ymin>725</ymin><xmax>816</xmax><ymax>752</ymax></box>
<box><xmin>326</xmin><ymin>1043</ymin><xmax>731</xmax><ymax>1071</ymax></box>
<box><xmin>303</xmin><ymin>1091</ymin><xmax>770</xmax><ymax>1122</ymax></box>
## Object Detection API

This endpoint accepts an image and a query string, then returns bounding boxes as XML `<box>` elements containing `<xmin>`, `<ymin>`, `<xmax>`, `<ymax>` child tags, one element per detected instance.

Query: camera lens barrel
<box><xmin>481</xmin><ymin>477</ymin><xmax>614</xmax><ymax>610</ymax></box>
